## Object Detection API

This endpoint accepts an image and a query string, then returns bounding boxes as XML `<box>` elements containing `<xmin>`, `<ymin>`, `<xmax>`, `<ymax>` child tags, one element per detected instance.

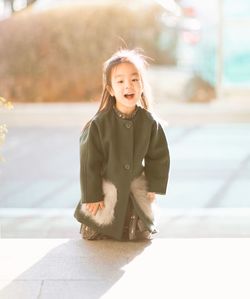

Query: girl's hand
<box><xmin>147</xmin><ymin>192</ymin><xmax>156</xmax><ymax>203</ymax></box>
<box><xmin>85</xmin><ymin>201</ymin><xmax>105</xmax><ymax>216</ymax></box>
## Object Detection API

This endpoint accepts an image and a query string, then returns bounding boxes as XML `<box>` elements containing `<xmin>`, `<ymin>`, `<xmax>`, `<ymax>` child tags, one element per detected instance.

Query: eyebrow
<box><xmin>114</xmin><ymin>72</ymin><xmax>139</xmax><ymax>78</ymax></box>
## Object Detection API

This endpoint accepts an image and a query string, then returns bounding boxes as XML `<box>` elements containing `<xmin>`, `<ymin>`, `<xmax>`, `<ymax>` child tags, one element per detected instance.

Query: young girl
<box><xmin>74</xmin><ymin>48</ymin><xmax>170</xmax><ymax>241</ymax></box>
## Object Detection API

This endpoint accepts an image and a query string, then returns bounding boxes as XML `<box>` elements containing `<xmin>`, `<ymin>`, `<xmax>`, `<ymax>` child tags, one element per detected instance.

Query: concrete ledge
<box><xmin>1</xmin><ymin>100</ymin><xmax>250</xmax><ymax>126</ymax></box>
<box><xmin>1</xmin><ymin>208</ymin><xmax>250</xmax><ymax>238</ymax></box>
<box><xmin>0</xmin><ymin>238</ymin><xmax>250</xmax><ymax>299</ymax></box>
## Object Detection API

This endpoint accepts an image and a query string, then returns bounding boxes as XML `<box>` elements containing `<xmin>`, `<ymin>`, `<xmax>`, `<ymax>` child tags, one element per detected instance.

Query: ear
<box><xmin>106</xmin><ymin>85</ymin><xmax>114</xmax><ymax>97</ymax></box>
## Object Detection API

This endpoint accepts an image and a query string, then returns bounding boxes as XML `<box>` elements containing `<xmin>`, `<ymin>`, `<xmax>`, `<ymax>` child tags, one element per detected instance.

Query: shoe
<box><xmin>80</xmin><ymin>224</ymin><xmax>110</xmax><ymax>240</ymax></box>
<box><xmin>80</xmin><ymin>224</ymin><xmax>100</xmax><ymax>240</ymax></box>
<box><xmin>136</xmin><ymin>230</ymin><xmax>152</xmax><ymax>241</ymax></box>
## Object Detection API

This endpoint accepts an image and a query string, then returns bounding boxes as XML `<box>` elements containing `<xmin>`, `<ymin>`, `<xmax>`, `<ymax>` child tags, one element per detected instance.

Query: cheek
<box><xmin>113</xmin><ymin>86</ymin><xmax>122</xmax><ymax>95</ymax></box>
<box><xmin>137</xmin><ymin>82</ymin><xmax>143</xmax><ymax>92</ymax></box>
<box><xmin>109</xmin><ymin>83</ymin><xmax>119</xmax><ymax>96</ymax></box>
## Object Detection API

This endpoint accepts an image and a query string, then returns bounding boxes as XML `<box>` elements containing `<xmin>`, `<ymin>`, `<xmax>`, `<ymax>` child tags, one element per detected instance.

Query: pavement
<box><xmin>1</xmin><ymin>98</ymin><xmax>250</xmax><ymax>298</ymax></box>
<box><xmin>1</xmin><ymin>238</ymin><xmax>250</xmax><ymax>299</ymax></box>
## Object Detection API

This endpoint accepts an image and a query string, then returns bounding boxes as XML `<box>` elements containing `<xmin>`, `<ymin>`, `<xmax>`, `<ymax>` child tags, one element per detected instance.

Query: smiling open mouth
<box><xmin>124</xmin><ymin>93</ymin><xmax>134</xmax><ymax>99</ymax></box>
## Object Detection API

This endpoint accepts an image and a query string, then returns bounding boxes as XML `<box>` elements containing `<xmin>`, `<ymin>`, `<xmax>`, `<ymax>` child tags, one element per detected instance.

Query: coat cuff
<box><xmin>81</xmin><ymin>178</ymin><xmax>104</xmax><ymax>203</ymax></box>
<box><xmin>147</xmin><ymin>178</ymin><xmax>167</xmax><ymax>195</ymax></box>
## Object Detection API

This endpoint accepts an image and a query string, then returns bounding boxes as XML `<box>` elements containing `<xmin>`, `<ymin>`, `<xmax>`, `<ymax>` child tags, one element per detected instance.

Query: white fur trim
<box><xmin>80</xmin><ymin>180</ymin><xmax>117</xmax><ymax>226</ymax></box>
<box><xmin>80</xmin><ymin>175</ymin><xmax>153</xmax><ymax>226</ymax></box>
<box><xmin>130</xmin><ymin>175</ymin><xmax>154</xmax><ymax>221</ymax></box>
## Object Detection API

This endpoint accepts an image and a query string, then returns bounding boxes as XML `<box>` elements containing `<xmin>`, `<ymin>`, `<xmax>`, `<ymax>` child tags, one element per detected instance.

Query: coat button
<box><xmin>124</xmin><ymin>164</ymin><xmax>130</xmax><ymax>170</ymax></box>
<box><xmin>125</xmin><ymin>122</ymin><xmax>132</xmax><ymax>129</ymax></box>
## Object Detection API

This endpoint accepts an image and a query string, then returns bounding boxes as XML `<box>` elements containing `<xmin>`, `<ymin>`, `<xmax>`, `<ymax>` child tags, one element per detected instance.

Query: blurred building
<box><xmin>177</xmin><ymin>0</ymin><xmax>250</xmax><ymax>100</ymax></box>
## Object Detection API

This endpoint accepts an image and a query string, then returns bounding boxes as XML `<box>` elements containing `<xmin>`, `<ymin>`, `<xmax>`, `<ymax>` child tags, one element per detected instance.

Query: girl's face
<box><xmin>108</xmin><ymin>62</ymin><xmax>143</xmax><ymax>114</ymax></box>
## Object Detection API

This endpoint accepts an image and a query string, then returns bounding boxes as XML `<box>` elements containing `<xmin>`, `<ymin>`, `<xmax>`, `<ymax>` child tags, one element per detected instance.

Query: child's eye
<box><xmin>117</xmin><ymin>80</ymin><xmax>123</xmax><ymax>84</ymax></box>
<box><xmin>132</xmin><ymin>78</ymin><xmax>139</xmax><ymax>82</ymax></box>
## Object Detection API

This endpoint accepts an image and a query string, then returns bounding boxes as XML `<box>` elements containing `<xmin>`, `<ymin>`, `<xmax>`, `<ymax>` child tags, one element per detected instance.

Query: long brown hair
<box><xmin>84</xmin><ymin>48</ymin><xmax>152</xmax><ymax>129</ymax></box>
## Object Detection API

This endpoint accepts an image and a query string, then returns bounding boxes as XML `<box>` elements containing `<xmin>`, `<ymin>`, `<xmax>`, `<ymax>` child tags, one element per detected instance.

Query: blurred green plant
<box><xmin>0</xmin><ymin>3</ymin><xmax>176</xmax><ymax>102</ymax></box>
<box><xmin>0</xmin><ymin>96</ymin><xmax>13</xmax><ymax>162</ymax></box>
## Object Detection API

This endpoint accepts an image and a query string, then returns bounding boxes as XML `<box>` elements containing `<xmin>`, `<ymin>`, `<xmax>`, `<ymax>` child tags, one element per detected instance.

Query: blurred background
<box><xmin>0</xmin><ymin>0</ymin><xmax>250</xmax><ymax>238</ymax></box>
<box><xmin>1</xmin><ymin>0</ymin><xmax>250</xmax><ymax>103</ymax></box>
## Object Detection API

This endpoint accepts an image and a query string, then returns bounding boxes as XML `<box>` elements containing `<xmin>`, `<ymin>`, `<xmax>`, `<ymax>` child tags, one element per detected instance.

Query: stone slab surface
<box><xmin>0</xmin><ymin>239</ymin><xmax>250</xmax><ymax>299</ymax></box>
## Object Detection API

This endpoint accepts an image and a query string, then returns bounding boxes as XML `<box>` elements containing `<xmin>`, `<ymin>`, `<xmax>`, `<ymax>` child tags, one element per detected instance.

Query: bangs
<box><xmin>103</xmin><ymin>49</ymin><xmax>149</xmax><ymax>85</ymax></box>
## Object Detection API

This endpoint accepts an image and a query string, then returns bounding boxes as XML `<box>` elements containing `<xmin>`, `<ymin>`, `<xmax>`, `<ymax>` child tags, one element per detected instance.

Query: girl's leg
<box><xmin>124</xmin><ymin>197</ymin><xmax>152</xmax><ymax>241</ymax></box>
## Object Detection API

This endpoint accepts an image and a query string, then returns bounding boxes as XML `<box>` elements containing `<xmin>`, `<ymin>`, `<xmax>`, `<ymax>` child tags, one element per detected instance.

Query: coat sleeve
<box><xmin>79</xmin><ymin>121</ymin><xmax>104</xmax><ymax>203</ymax></box>
<box><xmin>144</xmin><ymin>120</ymin><xmax>170</xmax><ymax>194</ymax></box>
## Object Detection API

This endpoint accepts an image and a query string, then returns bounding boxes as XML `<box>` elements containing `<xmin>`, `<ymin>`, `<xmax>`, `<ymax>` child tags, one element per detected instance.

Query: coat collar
<box><xmin>112</xmin><ymin>105</ymin><xmax>139</xmax><ymax>120</ymax></box>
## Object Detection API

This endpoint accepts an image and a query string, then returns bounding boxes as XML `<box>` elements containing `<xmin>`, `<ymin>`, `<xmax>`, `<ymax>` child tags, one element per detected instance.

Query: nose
<box><xmin>125</xmin><ymin>80</ymin><xmax>132</xmax><ymax>89</ymax></box>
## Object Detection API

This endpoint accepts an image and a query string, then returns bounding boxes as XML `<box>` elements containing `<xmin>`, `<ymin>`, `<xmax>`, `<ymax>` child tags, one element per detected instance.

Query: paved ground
<box><xmin>1</xmin><ymin>100</ymin><xmax>250</xmax><ymax>298</ymax></box>
<box><xmin>1</xmin><ymin>238</ymin><xmax>250</xmax><ymax>299</ymax></box>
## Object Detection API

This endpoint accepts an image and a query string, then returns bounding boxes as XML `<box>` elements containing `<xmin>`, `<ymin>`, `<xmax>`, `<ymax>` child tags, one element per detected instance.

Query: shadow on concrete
<box><xmin>0</xmin><ymin>239</ymin><xmax>151</xmax><ymax>299</ymax></box>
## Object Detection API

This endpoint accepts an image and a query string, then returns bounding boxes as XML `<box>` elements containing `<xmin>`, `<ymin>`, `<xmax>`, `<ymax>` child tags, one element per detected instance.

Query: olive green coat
<box><xmin>74</xmin><ymin>106</ymin><xmax>170</xmax><ymax>240</ymax></box>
